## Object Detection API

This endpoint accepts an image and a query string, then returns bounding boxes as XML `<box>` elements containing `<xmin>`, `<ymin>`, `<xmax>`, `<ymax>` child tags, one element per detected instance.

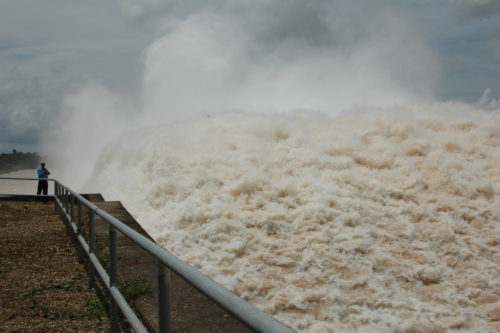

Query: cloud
<box><xmin>494</xmin><ymin>47</ymin><xmax>500</xmax><ymax>63</ymax></box>
<box><xmin>0</xmin><ymin>46</ymin><xmax>78</xmax><ymax>152</ymax></box>
<box><xmin>0</xmin><ymin>0</ymin><xmax>148</xmax><ymax>152</ymax></box>
<box><xmin>0</xmin><ymin>81</ymin><xmax>44</xmax><ymax>144</ymax></box>
<box><xmin>489</xmin><ymin>39</ymin><xmax>500</xmax><ymax>63</ymax></box>
<box><xmin>450</xmin><ymin>0</ymin><xmax>500</xmax><ymax>21</ymax></box>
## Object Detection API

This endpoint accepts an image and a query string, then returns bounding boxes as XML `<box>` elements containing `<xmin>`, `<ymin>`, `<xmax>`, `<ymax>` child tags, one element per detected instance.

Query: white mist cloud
<box><xmin>43</xmin><ymin>83</ymin><xmax>135</xmax><ymax>188</ymax></box>
<box><xmin>46</xmin><ymin>0</ymin><xmax>443</xmax><ymax>188</ymax></box>
<box><xmin>137</xmin><ymin>1</ymin><xmax>438</xmax><ymax>124</ymax></box>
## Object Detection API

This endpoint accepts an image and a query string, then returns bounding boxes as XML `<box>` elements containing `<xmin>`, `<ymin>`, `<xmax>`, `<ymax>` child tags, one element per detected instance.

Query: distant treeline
<box><xmin>0</xmin><ymin>150</ymin><xmax>41</xmax><ymax>174</ymax></box>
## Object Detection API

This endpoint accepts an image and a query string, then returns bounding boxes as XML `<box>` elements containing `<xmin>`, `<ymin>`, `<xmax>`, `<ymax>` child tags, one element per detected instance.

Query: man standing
<box><xmin>37</xmin><ymin>162</ymin><xmax>50</xmax><ymax>195</ymax></box>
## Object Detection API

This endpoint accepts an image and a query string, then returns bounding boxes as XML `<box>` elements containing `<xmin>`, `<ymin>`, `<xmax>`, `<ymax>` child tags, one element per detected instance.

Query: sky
<box><xmin>0</xmin><ymin>0</ymin><xmax>499</xmax><ymax>154</ymax></box>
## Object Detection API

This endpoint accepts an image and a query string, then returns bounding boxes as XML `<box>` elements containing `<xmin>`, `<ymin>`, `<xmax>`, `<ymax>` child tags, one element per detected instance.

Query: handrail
<box><xmin>0</xmin><ymin>177</ymin><xmax>51</xmax><ymax>180</ymax></box>
<box><xmin>0</xmin><ymin>176</ymin><xmax>54</xmax><ymax>194</ymax></box>
<box><xmin>1</xmin><ymin>177</ymin><xmax>296</xmax><ymax>333</ymax></box>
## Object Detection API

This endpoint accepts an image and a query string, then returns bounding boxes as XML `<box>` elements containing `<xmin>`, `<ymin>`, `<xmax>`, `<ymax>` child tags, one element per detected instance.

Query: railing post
<box><xmin>88</xmin><ymin>208</ymin><xmax>95</xmax><ymax>288</ymax></box>
<box><xmin>158</xmin><ymin>260</ymin><xmax>172</xmax><ymax>333</ymax></box>
<box><xmin>56</xmin><ymin>183</ymin><xmax>63</xmax><ymax>220</ymax></box>
<box><xmin>53</xmin><ymin>182</ymin><xmax>57</xmax><ymax>214</ymax></box>
<box><xmin>68</xmin><ymin>193</ymin><xmax>76</xmax><ymax>243</ymax></box>
<box><xmin>62</xmin><ymin>187</ymin><xmax>65</xmax><ymax>212</ymax></box>
<box><xmin>70</xmin><ymin>193</ymin><xmax>75</xmax><ymax>223</ymax></box>
<box><xmin>66</xmin><ymin>189</ymin><xmax>70</xmax><ymax>215</ymax></box>
<box><xmin>109</xmin><ymin>225</ymin><xmax>118</xmax><ymax>333</ymax></box>
<box><xmin>64</xmin><ymin>189</ymin><xmax>71</xmax><ymax>236</ymax></box>
<box><xmin>64</xmin><ymin>188</ymin><xmax>69</xmax><ymax>214</ymax></box>
<box><xmin>53</xmin><ymin>181</ymin><xmax>57</xmax><ymax>213</ymax></box>
<box><xmin>77</xmin><ymin>199</ymin><xmax>83</xmax><ymax>263</ymax></box>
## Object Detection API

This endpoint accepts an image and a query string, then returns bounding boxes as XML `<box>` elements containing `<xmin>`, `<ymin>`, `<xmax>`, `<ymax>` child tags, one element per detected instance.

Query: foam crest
<box><xmin>92</xmin><ymin>104</ymin><xmax>500</xmax><ymax>332</ymax></box>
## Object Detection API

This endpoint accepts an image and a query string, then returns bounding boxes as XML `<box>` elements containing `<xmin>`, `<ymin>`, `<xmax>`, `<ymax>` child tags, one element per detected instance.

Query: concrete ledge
<box><xmin>0</xmin><ymin>194</ymin><xmax>54</xmax><ymax>202</ymax></box>
<box><xmin>81</xmin><ymin>193</ymin><xmax>105</xmax><ymax>202</ymax></box>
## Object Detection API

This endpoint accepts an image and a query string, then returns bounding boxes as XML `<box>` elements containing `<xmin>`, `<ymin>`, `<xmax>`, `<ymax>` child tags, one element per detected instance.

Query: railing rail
<box><xmin>0</xmin><ymin>177</ymin><xmax>295</xmax><ymax>333</ymax></box>
<box><xmin>0</xmin><ymin>177</ymin><xmax>48</xmax><ymax>180</ymax></box>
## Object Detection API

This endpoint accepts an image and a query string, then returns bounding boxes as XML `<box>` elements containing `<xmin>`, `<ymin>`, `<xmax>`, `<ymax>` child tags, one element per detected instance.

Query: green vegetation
<box><xmin>0</xmin><ymin>149</ymin><xmax>41</xmax><ymax>174</ymax></box>
<box><xmin>120</xmin><ymin>278</ymin><xmax>153</xmax><ymax>305</ymax></box>
<box><xmin>84</xmin><ymin>296</ymin><xmax>107</xmax><ymax>317</ymax></box>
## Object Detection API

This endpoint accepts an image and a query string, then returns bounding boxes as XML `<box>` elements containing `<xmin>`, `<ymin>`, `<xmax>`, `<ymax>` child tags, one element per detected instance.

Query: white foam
<box><xmin>92</xmin><ymin>104</ymin><xmax>500</xmax><ymax>332</ymax></box>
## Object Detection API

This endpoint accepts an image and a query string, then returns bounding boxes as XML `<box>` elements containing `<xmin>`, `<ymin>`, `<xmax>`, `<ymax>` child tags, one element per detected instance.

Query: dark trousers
<box><xmin>37</xmin><ymin>180</ymin><xmax>48</xmax><ymax>195</ymax></box>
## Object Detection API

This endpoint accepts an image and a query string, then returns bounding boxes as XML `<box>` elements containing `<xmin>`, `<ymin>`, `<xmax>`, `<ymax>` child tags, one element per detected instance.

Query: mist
<box><xmin>43</xmin><ymin>1</ymin><xmax>439</xmax><ymax>187</ymax></box>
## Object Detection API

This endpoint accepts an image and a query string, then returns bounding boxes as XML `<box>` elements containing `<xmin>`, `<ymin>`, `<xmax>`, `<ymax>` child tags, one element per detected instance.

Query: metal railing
<box><xmin>0</xmin><ymin>176</ymin><xmax>53</xmax><ymax>195</ymax></box>
<box><xmin>1</xmin><ymin>177</ymin><xmax>295</xmax><ymax>333</ymax></box>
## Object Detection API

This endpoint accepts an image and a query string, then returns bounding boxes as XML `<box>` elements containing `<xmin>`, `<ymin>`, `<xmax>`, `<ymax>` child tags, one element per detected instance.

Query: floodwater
<box><xmin>92</xmin><ymin>105</ymin><xmax>500</xmax><ymax>332</ymax></box>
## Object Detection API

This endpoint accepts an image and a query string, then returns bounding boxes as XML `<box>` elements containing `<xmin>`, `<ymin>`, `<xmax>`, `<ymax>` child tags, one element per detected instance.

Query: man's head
<box><xmin>41</xmin><ymin>162</ymin><xmax>46</xmax><ymax>167</ymax></box>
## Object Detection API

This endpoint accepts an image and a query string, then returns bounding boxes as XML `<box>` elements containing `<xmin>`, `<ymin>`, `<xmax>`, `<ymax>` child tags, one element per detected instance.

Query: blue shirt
<box><xmin>37</xmin><ymin>167</ymin><xmax>49</xmax><ymax>179</ymax></box>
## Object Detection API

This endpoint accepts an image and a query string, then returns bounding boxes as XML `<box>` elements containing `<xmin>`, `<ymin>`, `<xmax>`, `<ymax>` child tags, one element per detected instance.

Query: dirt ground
<box><xmin>0</xmin><ymin>200</ymin><xmax>108</xmax><ymax>332</ymax></box>
<box><xmin>0</xmin><ymin>199</ymin><xmax>257</xmax><ymax>333</ymax></box>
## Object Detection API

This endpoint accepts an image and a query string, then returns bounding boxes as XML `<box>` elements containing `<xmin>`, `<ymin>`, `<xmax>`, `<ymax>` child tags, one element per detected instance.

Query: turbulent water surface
<box><xmin>93</xmin><ymin>104</ymin><xmax>500</xmax><ymax>332</ymax></box>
